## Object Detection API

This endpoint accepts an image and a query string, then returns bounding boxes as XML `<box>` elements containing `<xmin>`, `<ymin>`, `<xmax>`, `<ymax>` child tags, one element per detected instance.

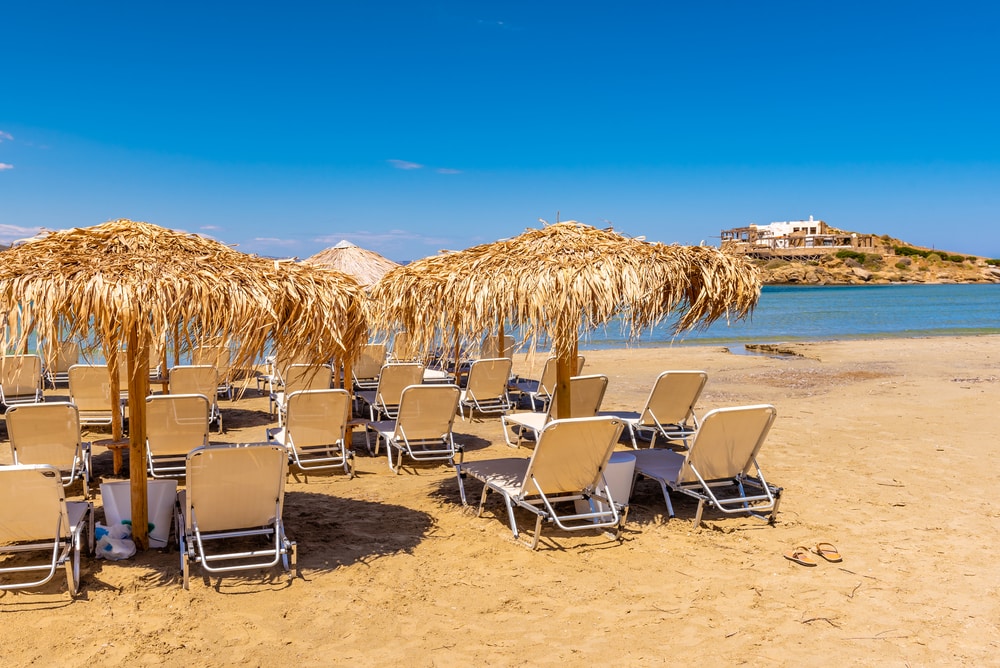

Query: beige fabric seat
<box><xmin>600</xmin><ymin>370</ymin><xmax>707</xmax><ymax>449</ymax></box>
<box><xmin>0</xmin><ymin>464</ymin><xmax>94</xmax><ymax>597</ymax></box>
<box><xmin>457</xmin><ymin>416</ymin><xmax>625</xmax><ymax>550</ymax></box>
<box><xmin>0</xmin><ymin>354</ymin><xmax>44</xmax><ymax>410</ymax></box>
<box><xmin>632</xmin><ymin>404</ymin><xmax>782</xmax><ymax>526</ymax></box>
<box><xmin>191</xmin><ymin>345</ymin><xmax>234</xmax><ymax>400</ymax></box>
<box><xmin>44</xmin><ymin>341</ymin><xmax>80</xmax><ymax>389</ymax></box>
<box><xmin>266</xmin><ymin>389</ymin><xmax>354</xmax><ymax>477</ymax></box>
<box><xmin>458</xmin><ymin>358</ymin><xmax>512</xmax><ymax>420</ymax></box>
<box><xmin>145</xmin><ymin>394</ymin><xmax>210</xmax><ymax>478</ymax></box>
<box><xmin>509</xmin><ymin>355</ymin><xmax>585</xmax><ymax>411</ymax></box>
<box><xmin>6</xmin><ymin>402</ymin><xmax>92</xmax><ymax>499</ymax></box>
<box><xmin>169</xmin><ymin>365</ymin><xmax>223</xmax><ymax>432</ymax></box>
<box><xmin>355</xmin><ymin>362</ymin><xmax>424</xmax><ymax>421</ymax></box>
<box><xmin>268</xmin><ymin>364</ymin><xmax>332</xmax><ymax>426</ymax></box>
<box><xmin>501</xmin><ymin>374</ymin><xmax>608</xmax><ymax>447</ymax></box>
<box><xmin>367</xmin><ymin>384</ymin><xmax>461</xmax><ymax>473</ymax></box>
<box><xmin>351</xmin><ymin>343</ymin><xmax>387</xmax><ymax>392</ymax></box>
<box><xmin>67</xmin><ymin>364</ymin><xmax>122</xmax><ymax>427</ymax></box>
<box><xmin>176</xmin><ymin>443</ymin><xmax>296</xmax><ymax>589</ymax></box>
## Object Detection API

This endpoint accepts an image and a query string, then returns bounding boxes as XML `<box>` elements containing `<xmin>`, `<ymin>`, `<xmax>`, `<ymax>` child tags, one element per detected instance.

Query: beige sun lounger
<box><xmin>355</xmin><ymin>362</ymin><xmax>424</xmax><ymax>421</ymax></box>
<box><xmin>6</xmin><ymin>402</ymin><xmax>93</xmax><ymax>499</ymax></box>
<box><xmin>266</xmin><ymin>389</ymin><xmax>354</xmax><ymax>477</ymax></box>
<box><xmin>509</xmin><ymin>355</ymin><xmax>585</xmax><ymax>411</ymax></box>
<box><xmin>459</xmin><ymin>357</ymin><xmax>513</xmax><ymax>420</ymax></box>
<box><xmin>0</xmin><ymin>464</ymin><xmax>94</xmax><ymax>597</ymax></box>
<box><xmin>457</xmin><ymin>416</ymin><xmax>625</xmax><ymax>550</ymax></box>
<box><xmin>351</xmin><ymin>343</ymin><xmax>387</xmax><ymax>392</ymax></box>
<box><xmin>67</xmin><ymin>364</ymin><xmax>123</xmax><ymax>427</ymax></box>
<box><xmin>191</xmin><ymin>345</ymin><xmax>234</xmax><ymax>400</ymax></box>
<box><xmin>501</xmin><ymin>374</ymin><xmax>608</xmax><ymax>447</ymax></box>
<box><xmin>367</xmin><ymin>383</ymin><xmax>461</xmax><ymax>473</ymax></box>
<box><xmin>389</xmin><ymin>331</ymin><xmax>421</xmax><ymax>363</ymax></box>
<box><xmin>176</xmin><ymin>443</ymin><xmax>296</xmax><ymax>590</ymax></box>
<box><xmin>169</xmin><ymin>365</ymin><xmax>223</xmax><ymax>432</ymax></box>
<box><xmin>44</xmin><ymin>341</ymin><xmax>81</xmax><ymax>389</ymax></box>
<box><xmin>631</xmin><ymin>404</ymin><xmax>782</xmax><ymax>526</ymax></box>
<box><xmin>600</xmin><ymin>370</ymin><xmax>707</xmax><ymax>449</ymax></box>
<box><xmin>268</xmin><ymin>364</ymin><xmax>332</xmax><ymax>425</ymax></box>
<box><xmin>145</xmin><ymin>394</ymin><xmax>210</xmax><ymax>478</ymax></box>
<box><xmin>0</xmin><ymin>354</ymin><xmax>44</xmax><ymax>410</ymax></box>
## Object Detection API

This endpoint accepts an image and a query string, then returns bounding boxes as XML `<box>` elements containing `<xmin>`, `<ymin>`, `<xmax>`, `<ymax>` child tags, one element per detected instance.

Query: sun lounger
<box><xmin>367</xmin><ymin>383</ymin><xmax>461</xmax><ymax>473</ymax></box>
<box><xmin>457</xmin><ymin>416</ymin><xmax>625</xmax><ymax>550</ymax></box>
<box><xmin>599</xmin><ymin>370</ymin><xmax>707</xmax><ymax>449</ymax></box>
<box><xmin>0</xmin><ymin>464</ymin><xmax>94</xmax><ymax>597</ymax></box>
<box><xmin>43</xmin><ymin>341</ymin><xmax>80</xmax><ymax>389</ymax></box>
<box><xmin>169</xmin><ymin>365</ymin><xmax>223</xmax><ymax>432</ymax></box>
<box><xmin>268</xmin><ymin>364</ymin><xmax>332</xmax><ymax>426</ymax></box>
<box><xmin>6</xmin><ymin>402</ymin><xmax>92</xmax><ymax>499</ymax></box>
<box><xmin>191</xmin><ymin>345</ymin><xmax>234</xmax><ymax>400</ymax></box>
<box><xmin>501</xmin><ymin>374</ymin><xmax>608</xmax><ymax>447</ymax></box>
<box><xmin>509</xmin><ymin>355</ymin><xmax>585</xmax><ymax>411</ymax></box>
<box><xmin>176</xmin><ymin>443</ymin><xmax>296</xmax><ymax>589</ymax></box>
<box><xmin>631</xmin><ymin>404</ymin><xmax>782</xmax><ymax>526</ymax></box>
<box><xmin>266</xmin><ymin>389</ymin><xmax>354</xmax><ymax>477</ymax></box>
<box><xmin>458</xmin><ymin>358</ymin><xmax>513</xmax><ymax>420</ymax></box>
<box><xmin>67</xmin><ymin>364</ymin><xmax>123</xmax><ymax>428</ymax></box>
<box><xmin>355</xmin><ymin>362</ymin><xmax>424</xmax><ymax>421</ymax></box>
<box><xmin>351</xmin><ymin>343</ymin><xmax>387</xmax><ymax>392</ymax></box>
<box><xmin>0</xmin><ymin>354</ymin><xmax>44</xmax><ymax>410</ymax></box>
<box><xmin>145</xmin><ymin>394</ymin><xmax>211</xmax><ymax>478</ymax></box>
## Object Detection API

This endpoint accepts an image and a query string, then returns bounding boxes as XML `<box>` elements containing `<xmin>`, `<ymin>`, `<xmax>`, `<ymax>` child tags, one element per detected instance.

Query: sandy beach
<box><xmin>1</xmin><ymin>335</ymin><xmax>998</xmax><ymax>665</ymax></box>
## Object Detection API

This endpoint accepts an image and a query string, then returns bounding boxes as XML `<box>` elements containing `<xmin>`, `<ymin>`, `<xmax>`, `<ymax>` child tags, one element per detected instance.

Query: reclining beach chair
<box><xmin>367</xmin><ymin>383</ymin><xmax>461</xmax><ymax>473</ymax></box>
<box><xmin>145</xmin><ymin>394</ymin><xmax>210</xmax><ymax>478</ymax></box>
<box><xmin>0</xmin><ymin>354</ymin><xmax>44</xmax><ymax>410</ymax></box>
<box><xmin>501</xmin><ymin>374</ymin><xmax>608</xmax><ymax>447</ymax></box>
<box><xmin>631</xmin><ymin>404</ymin><xmax>782</xmax><ymax>526</ymax></box>
<box><xmin>599</xmin><ymin>370</ymin><xmax>707</xmax><ymax>449</ymax></box>
<box><xmin>351</xmin><ymin>343</ymin><xmax>387</xmax><ymax>392</ymax></box>
<box><xmin>266</xmin><ymin>389</ymin><xmax>354</xmax><ymax>477</ymax></box>
<box><xmin>67</xmin><ymin>364</ymin><xmax>122</xmax><ymax>428</ymax></box>
<box><xmin>480</xmin><ymin>334</ymin><xmax>515</xmax><ymax>361</ymax></box>
<box><xmin>44</xmin><ymin>341</ymin><xmax>80</xmax><ymax>389</ymax></box>
<box><xmin>457</xmin><ymin>416</ymin><xmax>625</xmax><ymax>550</ymax></box>
<box><xmin>509</xmin><ymin>355</ymin><xmax>585</xmax><ymax>411</ymax></box>
<box><xmin>191</xmin><ymin>345</ymin><xmax>234</xmax><ymax>400</ymax></box>
<box><xmin>388</xmin><ymin>331</ymin><xmax>421</xmax><ymax>363</ymax></box>
<box><xmin>169</xmin><ymin>365</ymin><xmax>223</xmax><ymax>432</ymax></box>
<box><xmin>355</xmin><ymin>362</ymin><xmax>424</xmax><ymax>421</ymax></box>
<box><xmin>0</xmin><ymin>464</ymin><xmax>94</xmax><ymax>597</ymax></box>
<box><xmin>176</xmin><ymin>443</ymin><xmax>296</xmax><ymax>590</ymax></box>
<box><xmin>6</xmin><ymin>402</ymin><xmax>92</xmax><ymax>499</ymax></box>
<box><xmin>458</xmin><ymin>358</ymin><xmax>513</xmax><ymax>420</ymax></box>
<box><xmin>256</xmin><ymin>349</ymin><xmax>311</xmax><ymax>393</ymax></box>
<box><xmin>268</xmin><ymin>364</ymin><xmax>332</xmax><ymax>425</ymax></box>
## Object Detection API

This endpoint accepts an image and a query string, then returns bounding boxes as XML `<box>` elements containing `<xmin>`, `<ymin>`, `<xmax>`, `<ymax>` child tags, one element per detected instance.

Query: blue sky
<box><xmin>2</xmin><ymin>1</ymin><xmax>998</xmax><ymax>261</ymax></box>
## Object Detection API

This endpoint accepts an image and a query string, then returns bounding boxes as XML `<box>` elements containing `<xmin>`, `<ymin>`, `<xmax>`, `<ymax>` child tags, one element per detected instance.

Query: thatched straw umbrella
<box><xmin>371</xmin><ymin>221</ymin><xmax>760</xmax><ymax>417</ymax></box>
<box><xmin>303</xmin><ymin>240</ymin><xmax>400</xmax><ymax>288</ymax></box>
<box><xmin>0</xmin><ymin>219</ymin><xmax>368</xmax><ymax>548</ymax></box>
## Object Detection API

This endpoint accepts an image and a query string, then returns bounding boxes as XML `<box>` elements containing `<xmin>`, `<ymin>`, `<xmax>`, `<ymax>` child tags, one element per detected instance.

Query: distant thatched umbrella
<box><xmin>0</xmin><ymin>219</ymin><xmax>368</xmax><ymax>548</ymax></box>
<box><xmin>303</xmin><ymin>240</ymin><xmax>400</xmax><ymax>288</ymax></box>
<box><xmin>371</xmin><ymin>221</ymin><xmax>760</xmax><ymax>417</ymax></box>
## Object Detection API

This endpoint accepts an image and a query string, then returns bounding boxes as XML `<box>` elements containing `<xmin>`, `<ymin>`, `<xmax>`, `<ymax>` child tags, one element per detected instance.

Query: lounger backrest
<box><xmin>548</xmin><ymin>374</ymin><xmax>608</xmax><ymax>420</ymax></box>
<box><xmin>480</xmin><ymin>335</ymin><xmax>516</xmax><ymax>360</ymax></box>
<box><xmin>680</xmin><ymin>405</ymin><xmax>777</xmax><ymax>483</ymax></box>
<box><xmin>68</xmin><ymin>364</ymin><xmax>114</xmax><ymax>412</ymax></box>
<box><xmin>185</xmin><ymin>444</ymin><xmax>287</xmax><ymax>532</ymax></box>
<box><xmin>6</xmin><ymin>403</ymin><xmax>82</xmax><ymax>469</ymax></box>
<box><xmin>50</xmin><ymin>342</ymin><xmax>81</xmax><ymax>374</ymax></box>
<box><xmin>642</xmin><ymin>370</ymin><xmax>708</xmax><ymax>427</ymax></box>
<box><xmin>392</xmin><ymin>331</ymin><xmax>420</xmax><ymax>361</ymax></box>
<box><xmin>0</xmin><ymin>465</ymin><xmax>70</xmax><ymax>542</ymax></box>
<box><xmin>465</xmin><ymin>358</ymin><xmax>512</xmax><ymax>400</ymax></box>
<box><xmin>376</xmin><ymin>363</ymin><xmax>424</xmax><ymax>407</ymax></box>
<box><xmin>146</xmin><ymin>394</ymin><xmax>210</xmax><ymax>457</ymax></box>
<box><xmin>192</xmin><ymin>346</ymin><xmax>232</xmax><ymax>379</ymax></box>
<box><xmin>538</xmin><ymin>355</ymin><xmax>585</xmax><ymax>395</ymax></box>
<box><xmin>281</xmin><ymin>364</ymin><xmax>332</xmax><ymax>394</ymax></box>
<box><xmin>169</xmin><ymin>365</ymin><xmax>220</xmax><ymax>400</ymax></box>
<box><xmin>393</xmin><ymin>384</ymin><xmax>460</xmax><ymax>440</ymax></box>
<box><xmin>0</xmin><ymin>354</ymin><xmax>42</xmax><ymax>395</ymax></box>
<box><xmin>353</xmin><ymin>343</ymin><xmax>387</xmax><ymax>380</ymax></box>
<box><xmin>520</xmin><ymin>417</ymin><xmax>623</xmax><ymax>498</ymax></box>
<box><xmin>285</xmin><ymin>389</ymin><xmax>350</xmax><ymax>448</ymax></box>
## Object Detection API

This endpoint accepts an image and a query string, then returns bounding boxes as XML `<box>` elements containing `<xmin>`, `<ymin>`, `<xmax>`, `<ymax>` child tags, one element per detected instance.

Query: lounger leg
<box><xmin>692</xmin><ymin>500</ymin><xmax>705</xmax><ymax>527</ymax></box>
<box><xmin>658</xmin><ymin>480</ymin><xmax>675</xmax><ymax>518</ymax></box>
<box><xmin>456</xmin><ymin>466</ymin><xmax>468</xmax><ymax>505</ymax></box>
<box><xmin>500</xmin><ymin>415</ymin><xmax>519</xmax><ymax>448</ymax></box>
<box><xmin>528</xmin><ymin>514</ymin><xmax>542</xmax><ymax>550</ymax></box>
<box><xmin>628</xmin><ymin>425</ymin><xmax>638</xmax><ymax>450</ymax></box>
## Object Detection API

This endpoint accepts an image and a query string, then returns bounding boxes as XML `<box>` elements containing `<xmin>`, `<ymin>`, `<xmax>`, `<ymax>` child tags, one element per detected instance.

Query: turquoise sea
<box><xmin>579</xmin><ymin>283</ymin><xmax>1000</xmax><ymax>350</ymax></box>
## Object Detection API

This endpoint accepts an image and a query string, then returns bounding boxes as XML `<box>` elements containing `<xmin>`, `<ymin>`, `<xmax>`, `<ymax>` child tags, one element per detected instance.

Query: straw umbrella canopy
<box><xmin>371</xmin><ymin>221</ymin><xmax>760</xmax><ymax>417</ymax></box>
<box><xmin>0</xmin><ymin>219</ymin><xmax>368</xmax><ymax>548</ymax></box>
<box><xmin>303</xmin><ymin>240</ymin><xmax>401</xmax><ymax>288</ymax></box>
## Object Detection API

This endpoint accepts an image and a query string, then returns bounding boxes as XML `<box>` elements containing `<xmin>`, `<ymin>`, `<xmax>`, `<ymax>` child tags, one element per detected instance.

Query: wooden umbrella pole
<box><xmin>497</xmin><ymin>321</ymin><xmax>505</xmax><ymax>361</ymax></box>
<box><xmin>555</xmin><ymin>352</ymin><xmax>574</xmax><ymax>419</ymax></box>
<box><xmin>127</xmin><ymin>327</ymin><xmax>151</xmax><ymax>550</ymax></box>
<box><xmin>109</xmin><ymin>350</ymin><xmax>124</xmax><ymax>442</ymax></box>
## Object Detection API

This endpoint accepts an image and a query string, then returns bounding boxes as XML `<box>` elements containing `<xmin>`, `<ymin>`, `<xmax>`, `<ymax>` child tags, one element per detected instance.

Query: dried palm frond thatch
<box><xmin>371</xmin><ymin>221</ymin><xmax>760</xmax><ymax>416</ymax></box>
<box><xmin>0</xmin><ymin>219</ymin><xmax>368</xmax><ymax>547</ymax></box>
<box><xmin>303</xmin><ymin>240</ymin><xmax>400</xmax><ymax>288</ymax></box>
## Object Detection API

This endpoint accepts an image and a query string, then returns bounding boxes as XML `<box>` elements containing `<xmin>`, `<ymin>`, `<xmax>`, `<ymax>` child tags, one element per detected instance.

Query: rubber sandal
<box><xmin>813</xmin><ymin>542</ymin><xmax>842</xmax><ymax>562</ymax></box>
<box><xmin>784</xmin><ymin>546</ymin><xmax>817</xmax><ymax>567</ymax></box>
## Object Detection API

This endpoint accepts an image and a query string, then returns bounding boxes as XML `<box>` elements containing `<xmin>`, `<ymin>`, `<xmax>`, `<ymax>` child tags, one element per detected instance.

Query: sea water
<box><xmin>580</xmin><ymin>283</ymin><xmax>1000</xmax><ymax>349</ymax></box>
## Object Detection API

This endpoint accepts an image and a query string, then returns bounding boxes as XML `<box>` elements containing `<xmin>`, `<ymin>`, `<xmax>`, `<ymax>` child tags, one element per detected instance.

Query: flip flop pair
<box><xmin>784</xmin><ymin>542</ymin><xmax>843</xmax><ymax>567</ymax></box>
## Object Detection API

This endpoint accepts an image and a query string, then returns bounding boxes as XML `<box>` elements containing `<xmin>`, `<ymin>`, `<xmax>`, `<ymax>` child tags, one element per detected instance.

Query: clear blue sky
<box><xmin>3</xmin><ymin>1</ymin><xmax>998</xmax><ymax>261</ymax></box>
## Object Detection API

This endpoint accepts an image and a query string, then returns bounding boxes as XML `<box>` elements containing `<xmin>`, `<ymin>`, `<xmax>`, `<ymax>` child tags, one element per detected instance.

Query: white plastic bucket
<box><xmin>575</xmin><ymin>451</ymin><xmax>637</xmax><ymax>516</ymax></box>
<box><xmin>100</xmin><ymin>480</ymin><xmax>178</xmax><ymax>548</ymax></box>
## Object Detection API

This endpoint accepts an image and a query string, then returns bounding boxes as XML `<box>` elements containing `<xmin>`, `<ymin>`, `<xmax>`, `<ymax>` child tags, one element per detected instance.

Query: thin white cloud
<box><xmin>436</xmin><ymin>168</ymin><xmax>462</xmax><ymax>175</ymax></box>
<box><xmin>252</xmin><ymin>237</ymin><xmax>299</xmax><ymax>247</ymax></box>
<box><xmin>200</xmin><ymin>225</ymin><xmax>222</xmax><ymax>231</ymax></box>
<box><xmin>0</xmin><ymin>163</ymin><xmax>12</xmax><ymax>171</ymax></box>
<box><xmin>388</xmin><ymin>159</ymin><xmax>423</xmax><ymax>170</ymax></box>
<box><xmin>0</xmin><ymin>224</ymin><xmax>44</xmax><ymax>244</ymax></box>
<box><xmin>0</xmin><ymin>131</ymin><xmax>12</xmax><ymax>142</ymax></box>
